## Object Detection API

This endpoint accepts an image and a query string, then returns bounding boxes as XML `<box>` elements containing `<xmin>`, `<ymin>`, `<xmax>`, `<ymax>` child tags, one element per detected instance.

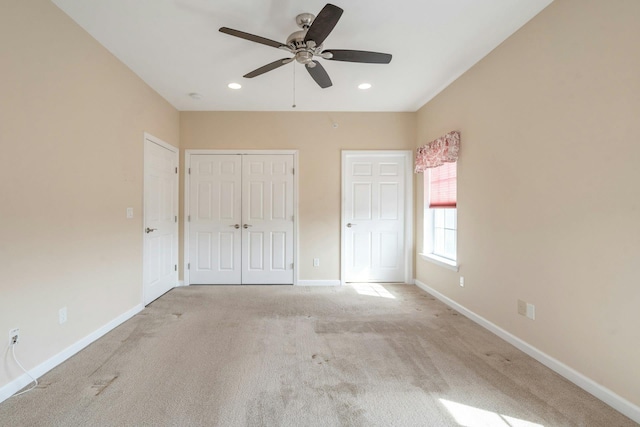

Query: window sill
<box><xmin>419</xmin><ymin>253</ymin><xmax>459</xmax><ymax>272</ymax></box>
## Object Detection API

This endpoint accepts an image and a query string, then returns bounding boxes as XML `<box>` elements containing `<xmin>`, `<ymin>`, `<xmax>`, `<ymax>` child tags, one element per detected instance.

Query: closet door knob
<box><xmin>243</xmin><ymin>224</ymin><xmax>252</xmax><ymax>229</ymax></box>
<box><xmin>230</xmin><ymin>224</ymin><xmax>240</xmax><ymax>229</ymax></box>
<box><xmin>145</xmin><ymin>227</ymin><xmax>157</xmax><ymax>233</ymax></box>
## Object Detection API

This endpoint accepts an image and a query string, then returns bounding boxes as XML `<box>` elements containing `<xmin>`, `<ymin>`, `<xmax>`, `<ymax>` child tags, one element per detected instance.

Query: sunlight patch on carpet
<box><xmin>440</xmin><ymin>399</ymin><xmax>544</xmax><ymax>427</ymax></box>
<box><xmin>350</xmin><ymin>283</ymin><xmax>396</xmax><ymax>299</ymax></box>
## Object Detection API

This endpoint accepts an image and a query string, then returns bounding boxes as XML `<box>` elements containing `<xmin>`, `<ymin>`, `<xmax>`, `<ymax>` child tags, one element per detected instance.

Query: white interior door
<box><xmin>186</xmin><ymin>153</ymin><xmax>294</xmax><ymax>285</ymax></box>
<box><xmin>343</xmin><ymin>152</ymin><xmax>409</xmax><ymax>283</ymax></box>
<box><xmin>242</xmin><ymin>155</ymin><xmax>294</xmax><ymax>284</ymax></box>
<box><xmin>188</xmin><ymin>155</ymin><xmax>242</xmax><ymax>284</ymax></box>
<box><xmin>143</xmin><ymin>136</ymin><xmax>178</xmax><ymax>304</ymax></box>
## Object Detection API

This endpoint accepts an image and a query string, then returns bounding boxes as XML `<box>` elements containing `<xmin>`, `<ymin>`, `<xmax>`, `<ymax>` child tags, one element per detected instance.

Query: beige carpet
<box><xmin>0</xmin><ymin>284</ymin><xmax>635</xmax><ymax>426</ymax></box>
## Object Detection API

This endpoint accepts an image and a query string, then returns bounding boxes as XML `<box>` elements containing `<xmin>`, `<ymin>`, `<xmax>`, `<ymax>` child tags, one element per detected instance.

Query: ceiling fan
<box><xmin>219</xmin><ymin>3</ymin><xmax>392</xmax><ymax>89</ymax></box>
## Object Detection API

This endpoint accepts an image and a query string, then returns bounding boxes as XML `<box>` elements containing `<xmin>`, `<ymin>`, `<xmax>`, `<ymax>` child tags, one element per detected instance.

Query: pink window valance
<box><xmin>415</xmin><ymin>130</ymin><xmax>460</xmax><ymax>173</ymax></box>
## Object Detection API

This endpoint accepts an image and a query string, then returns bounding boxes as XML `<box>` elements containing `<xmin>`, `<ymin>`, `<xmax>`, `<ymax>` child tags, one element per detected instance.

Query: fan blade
<box><xmin>306</xmin><ymin>61</ymin><xmax>332</xmax><ymax>88</ymax></box>
<box><xmin>219</xmin><ymin>27</ymin><xmax>286</xmax><ymax>49</ymax></box>
<box><xmin>323</xmin><ymin>50</ymin><xmax>392</xmax><ymax>64</ymax></box>
<box><xmin>244</xmin><ymin>58</ymin><xmax>294</xmax><ymax>78</ymax></box>
<box><xmin>304</xmin><ymin>4</ymin><xmax>343</xmax><ymax>46</ymax></box>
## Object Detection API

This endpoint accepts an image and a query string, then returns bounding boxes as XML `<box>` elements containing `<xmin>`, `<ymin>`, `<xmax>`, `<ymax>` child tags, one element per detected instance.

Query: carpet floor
<box><xmin>0</xmin><ymin>284</ymin><xmax>635</xmax><ymax>426</ymax></box>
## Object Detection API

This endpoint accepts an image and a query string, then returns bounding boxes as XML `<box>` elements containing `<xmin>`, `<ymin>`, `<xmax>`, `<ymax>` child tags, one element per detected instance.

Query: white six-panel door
<box><xmin>188</xmin><ymin>153</ymin><xmax>294</xmax><ymax>285</ymax></box>
<box><xmin>242</xmin><ymin>155</ymin><xmax>294</xmax><ymax>284</ymax></box>
<box><xmin>343</xmin><ymin>152</ymin><xmax>408</xmax><ymax>283</ymax></box>
<box><xmin>143</xmin><ymin>136</ymin><xmax>178</xmax><ymax>304</ymax></box>
<box><xmin>189</xmin><ymin>155</ymin><xmax>242</xmax><ymax>284</ymax></box>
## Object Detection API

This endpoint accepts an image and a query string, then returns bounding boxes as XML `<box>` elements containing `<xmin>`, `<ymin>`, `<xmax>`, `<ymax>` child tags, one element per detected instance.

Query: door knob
<box><xmin>145</xmin><ymin>227</ymin><xmax>157</xmax><ymax>233</ymax></box>
<box><xmin>230</xmin><ymin>224</ymin><xmax>240</xmax><ymax>229</ymax></box>
<box><xmin>346</xmin><ymin>223</ymin><xmax>356</xmax><ymax>228</ymax></box>
<box><xmin>243</xmin><ymin>224</ymin><xmax>252</xmax><ymax>229</ymax></box>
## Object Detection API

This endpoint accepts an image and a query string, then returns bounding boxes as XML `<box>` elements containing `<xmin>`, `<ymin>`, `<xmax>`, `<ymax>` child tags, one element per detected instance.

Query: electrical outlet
<box><xmin>126</xmin><ymin>207</ymin><xmax>134</xmax><ymax>219</ymax></box>
<box><xmin>59</xmin><ymin>307</ymin><xmax>68</xmax><ymax>324</ymax></box>
<box><xmin>9</xmin><ymin>328</ymin><xmax>19</xmax><ymax>346</ymax></box>
<box><xmin>526</xmin><ymin>303</ymin><xmax>536</xmax><ymax>320</ymax></box>
<box><xmin>517</xmin><ymin>299</ymin><xmax>527</xmax><ymax>316</ymax></box>
<box><xmin>313</xmin><ymin>258</ymin><xmax>320</xmax><ymax>267</ymax></box>
<box><xmin>459</xmin><ymin>276</ymin><xmax>464</xmax><ymax>287</ymax></box>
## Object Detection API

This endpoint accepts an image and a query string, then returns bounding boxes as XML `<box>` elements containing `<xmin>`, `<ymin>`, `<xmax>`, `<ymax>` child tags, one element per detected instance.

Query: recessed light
<box><xmin>228</xmin><ymin>83</ymin><xmax>242</xmax><ymax>90</ymax></box>
<box><xmin>188</xmin><ymin>92</ymin><xmax>202</xmax><ymax>100</ymax></box>
<box><xmin>358</xmin><ymin>83</ymin><xmax>372</xmax><ymax>90</ymax></box>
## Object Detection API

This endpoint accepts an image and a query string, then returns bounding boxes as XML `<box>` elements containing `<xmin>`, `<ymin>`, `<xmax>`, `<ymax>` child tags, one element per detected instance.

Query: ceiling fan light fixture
<box><xmin>358</xmin><ymin>83</ymin><xmax>372</xmax><ymax>90</ymax></box>
<box><xmin>189</xmin><ymin>92</ymin><xmax>202</xmax><ymax>99</ymax></box>
<box><xmin>228</xmin><ymin>83</ymin><xmax>242</xmax><ymax>90</ymax></box>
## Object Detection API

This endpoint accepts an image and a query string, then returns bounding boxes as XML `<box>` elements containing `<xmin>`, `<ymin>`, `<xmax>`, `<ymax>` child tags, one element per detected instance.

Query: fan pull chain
<box><xmin>292</xmin><ymin>63</ymin><xmax>296</xmax><ymax>108</ymax></box>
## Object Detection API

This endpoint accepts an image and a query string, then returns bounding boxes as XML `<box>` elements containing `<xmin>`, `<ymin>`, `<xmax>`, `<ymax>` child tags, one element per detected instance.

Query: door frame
<box><xmin>341</xmin><ymin>150</ymin><xmax>414</xmax><ymax>285</ymax></box>
<box><xmin>184</xmin><ymin>149</ymin><xmax>299</xmax><ymax>285</ymax></box>
<box><xmin>143</xmin><ymin>132</ymin><xmax>179</xmax><ymax>305</ymax></box>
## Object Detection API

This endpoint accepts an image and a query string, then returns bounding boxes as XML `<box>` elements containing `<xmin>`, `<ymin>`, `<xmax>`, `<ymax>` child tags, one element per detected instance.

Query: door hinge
<box><xmin>174</xmin><ymin>265</ymin><xmax>177</xmax><ymax>271</ymax></box>
<box><xmin>292</xmin><ymin>168</ymin><xmax>295</xmax><ymax>175</ymax></box>
<box><xmin>175</xmin><ymin>167</ymin><xmax>178</xmax><ymax>174</ymax></box>
<box><xmin>291</xmin><ymin>263</ymin><xmax>294</xmax><ymax>269</ymax></box>
<box><xmin>187</xmin><ymin>263</ymin><xmax>190</xmax><ymax>270</ymax></box>
<box><xmin>175</xmin><ymin>216</ymin><xmax>177</xmax><ymax>223</ymax></box>
<box><xmin>188</xmin><ymin>168</ymin><xmax>191</xmax><ymax>174</ymax></box>
<box><xmin>188</xmin><ymin>215</ymin><xmax>191</xmax><ymax>222</ymax></box>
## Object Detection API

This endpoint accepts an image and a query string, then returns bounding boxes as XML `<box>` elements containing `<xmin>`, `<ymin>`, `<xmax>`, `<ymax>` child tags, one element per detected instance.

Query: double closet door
<box><xmin>188</xmin><ymin>154</ymin><xmax>294</xmax><ymax>285</ymax></box>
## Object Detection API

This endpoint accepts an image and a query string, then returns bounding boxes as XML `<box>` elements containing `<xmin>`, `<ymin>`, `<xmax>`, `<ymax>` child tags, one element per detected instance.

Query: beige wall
<box><xmin>180</xmin><ymin>112</ymin><xmax>416</xmax><ymax>280</ymax></box>
<box><xmin>415</xmin><ymin>0</ymin><xmax>640</xmax><ymax>406</ymax></box>
<box><xmin>0</xmin><ymin>0</ymin><xmax>179</xmax><ymax>388</ymax></box>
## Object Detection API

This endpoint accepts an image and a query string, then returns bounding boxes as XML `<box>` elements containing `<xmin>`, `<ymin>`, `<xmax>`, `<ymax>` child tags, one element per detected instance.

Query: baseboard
<box><xmin>0</xmin><ymin>303</ymin><xmax>143</xmax><ymax>404</ymax></box>
<box><xmin>413</xmin><ymin>280</ymin><xmax>640</xmax><ymax>424</ymax></box>
<box><xmin>296</xmin><ymin>280</ymin><xmax>342</xmax><ymax>286</ymax></box>
<box><xmin>178</xmin><ymin>280</ymin><xmax>185</xmax><ymax>287</ymax></box>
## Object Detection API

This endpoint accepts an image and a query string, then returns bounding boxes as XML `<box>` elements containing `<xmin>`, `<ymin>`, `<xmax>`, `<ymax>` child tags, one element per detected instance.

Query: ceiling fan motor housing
<box><xmin>286</xmin><ymin>29</ymin><xmax>322</xmax><ymax>66</ymax></box>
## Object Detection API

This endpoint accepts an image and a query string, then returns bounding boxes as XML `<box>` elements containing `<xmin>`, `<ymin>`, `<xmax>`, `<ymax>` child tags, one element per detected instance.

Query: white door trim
<box><xmin>184</xmin><ymin>149</ymin><xmax>299</xmax><ymax>286</ymax></box>
<box><xmin>143</xmin><ymin>132</ymin><xmax>179</xmax><ymax>304</ymax></box>
<box><xmin>341</xmin><ymin>150</ymin><xmax>413</xmax><ymax>285</ymax></box>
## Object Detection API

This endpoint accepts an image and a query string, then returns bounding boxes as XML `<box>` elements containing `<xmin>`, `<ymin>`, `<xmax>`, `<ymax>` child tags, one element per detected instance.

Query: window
<box><xmin>432</xmin><ymin>208</ymin><xmax>457</xmax><ymax>260</ymax></box>
<box><xmin>422</xmin><ymin>162</ymin><xmax>458</xmax><ymax>270</ymax></box>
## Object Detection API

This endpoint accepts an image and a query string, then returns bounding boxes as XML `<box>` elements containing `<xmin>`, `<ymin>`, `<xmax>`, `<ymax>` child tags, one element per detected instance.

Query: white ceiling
<box><xmin>51</xmin><ymin>0</ymin><xmax>553</xmax><ymax>112</ymax></box>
